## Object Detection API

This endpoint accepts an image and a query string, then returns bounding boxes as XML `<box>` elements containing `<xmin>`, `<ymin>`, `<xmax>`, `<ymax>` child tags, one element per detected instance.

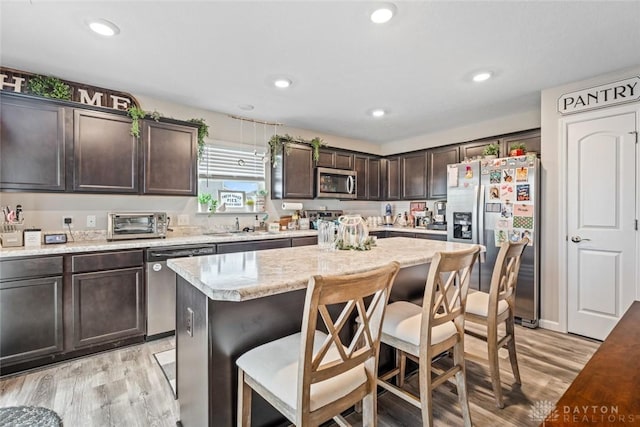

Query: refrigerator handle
<box><xmin>477</xmin><ymin>184</ymin><xmax>486</xmax><ymax>263</ymax></box>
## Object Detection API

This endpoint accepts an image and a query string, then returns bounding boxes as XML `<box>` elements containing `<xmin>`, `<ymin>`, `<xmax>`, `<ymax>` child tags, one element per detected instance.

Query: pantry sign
<box><xmin>0</xmin><ymin>67</ymin><xmax>140</xmax><ymax>111</ymax></box>
<box><xmin>558</xmin><ymin>76</ymin><xmax>640</xmax><ymax>115</ymax></box>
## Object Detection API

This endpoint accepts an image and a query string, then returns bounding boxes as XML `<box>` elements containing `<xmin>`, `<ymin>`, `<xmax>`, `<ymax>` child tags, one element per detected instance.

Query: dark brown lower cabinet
<box><xmin>414</xmin><ymin>233</ymin><xmax>448</xmax><ymax>241</ymax></box>
<box><xmin>0</xmin><ymin>276</ymin><xmax>64</xmax><ymax>366</ymax></box>
<box><xmin>291</xmin><ymin>236</ymin><xmax>318</xmax><ymax>247</ymax></box>
<box><xmin>216</xmin><ymin>239</ymin><xmax>291</xmax><ymax>254</ymax></box>
<box><xmin>71</xmin><ymin>266</ymin><xmax>145</xmax><ymax>348</ymax></box>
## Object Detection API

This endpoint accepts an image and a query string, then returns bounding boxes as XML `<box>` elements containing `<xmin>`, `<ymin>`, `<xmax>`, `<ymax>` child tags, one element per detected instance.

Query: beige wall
<box><xmin>380</xmin><ymin>110</ymin><xmax>540</xmax><ymax>155</ymax></box>
<box><xmin>539</xmin><ymin>64</ymin><xmax>640</xmax><ymax>331</ymax></box>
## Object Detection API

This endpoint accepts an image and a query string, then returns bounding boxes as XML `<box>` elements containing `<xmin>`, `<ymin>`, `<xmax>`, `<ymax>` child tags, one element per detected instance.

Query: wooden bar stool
<box><xmin>377</xmin><ymin>246</ymin><xmax>481</xmax><ymax>427</ymax></box>
<box><xmin>464</xmin><ymin>238</ymin><xmax>528</xmax><ymax>408</ymax></box>
<box><xmin>236</xmin><ymin>262</ymin><xmax>400</xmax><ymax>427</ymax></box>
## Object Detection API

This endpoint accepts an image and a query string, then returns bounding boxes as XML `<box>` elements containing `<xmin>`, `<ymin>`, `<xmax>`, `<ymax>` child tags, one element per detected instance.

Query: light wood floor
<box><xmin>0</xmin><ymin>326</ymin><xmax>599</xmax><ymax>427</ymax></box>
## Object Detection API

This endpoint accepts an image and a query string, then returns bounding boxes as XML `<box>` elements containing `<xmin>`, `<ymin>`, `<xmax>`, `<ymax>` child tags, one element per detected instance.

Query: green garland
<box><xmin>27</xmin><ymin>75</ymin><xmax>71</xmax><ymax>100</ymax></box>
<box><xmin>310</xmin><ymin>137</ymin><xmax>326</xmax><ymax>162</ymax></box>
<box><xmin>127</xmin><ymin>106</ymin><xmax>146</xmax><ymax>138</ymax></box>
<box><xmin>268</xmin><ymin>134</ymin><xmax>327</xmax><ymax>166</ymax></box>
<box><xmin>188</xmin><ymin>118</ymin><xmax>210</xmax><ymax>160</ymax></box>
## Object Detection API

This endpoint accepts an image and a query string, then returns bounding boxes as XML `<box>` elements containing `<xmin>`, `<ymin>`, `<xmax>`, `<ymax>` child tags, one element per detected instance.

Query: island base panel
<box><xmin>176</xmin><ymin>263</ymin><xmax>430</xmax><ymax>427</ymax></box>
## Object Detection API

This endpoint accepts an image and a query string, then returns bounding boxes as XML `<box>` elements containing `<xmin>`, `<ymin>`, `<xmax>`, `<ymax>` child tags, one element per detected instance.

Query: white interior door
<box><xmin>566</xmin><ymin>109</ymin><xmax>637</xmax><ymax>340</ymax></box>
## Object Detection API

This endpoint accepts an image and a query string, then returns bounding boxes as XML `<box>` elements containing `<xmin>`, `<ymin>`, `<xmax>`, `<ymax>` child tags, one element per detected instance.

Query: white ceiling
<box><xmin>1</xmin><ymin>1</ymin><xmax>639</xmax><ymax>144</ymax></box>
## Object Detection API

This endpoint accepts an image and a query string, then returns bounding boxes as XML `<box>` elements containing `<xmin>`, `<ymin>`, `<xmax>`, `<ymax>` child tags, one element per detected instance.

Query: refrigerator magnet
<box><xmin>489</xmin><ymin>171</ymin><xmax>501</xmax><ymax>183</ymax></box>
<box><xmin>465</xmin><ymin>165</ymin><xmax>473</xmax><ymax>178</ymax></box>
<box><xmin>489</xmin><ymin>185</ymin><xmax>500</xmax><ymax>200</ymax></box>
<box><xmin>500</xmin><ymin>202</ymin><xmax>513</xmax><ymax>218</ymax></box>
<box><xmin>503</xmin><ymin>169</ymin><xmax>514</xmax><ymax>183</ymax></box>
<box><xmin>516</xmin><ymin>167</ymin><xmax>528</xmax><ymax>182</ymax></box>
<box><xmin>516</xmin><ymin>184</ymin><xmax>531</xmax><ymax>201</ymax></box>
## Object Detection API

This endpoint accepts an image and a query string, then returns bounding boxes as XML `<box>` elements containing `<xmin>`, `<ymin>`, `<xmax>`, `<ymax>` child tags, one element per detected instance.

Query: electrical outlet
<box><xmin>63</xmin><ymin>216</ymin><xmax>73</xmax><ymax>228</ymax></box>
<box><xmin>177</xmin><ymin>214</ymin><xmax>189</xmax><ymax>226</ymax></box>
<box><xmin>86</xmin><ymin>215</ymin><xmax>96</xmax><ymax>228</ymax></box>
<box><xmin>186</xmin><ymin>307</ymin><xmax>194</xmax><ymax>337</ymax></box>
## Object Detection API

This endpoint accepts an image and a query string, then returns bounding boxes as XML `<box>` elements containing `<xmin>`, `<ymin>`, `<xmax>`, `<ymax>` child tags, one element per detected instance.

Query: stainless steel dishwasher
<box><xmin>145</xmin><ymin>244</ymin><xmax>216</xmax><ymax>339</ymax></box>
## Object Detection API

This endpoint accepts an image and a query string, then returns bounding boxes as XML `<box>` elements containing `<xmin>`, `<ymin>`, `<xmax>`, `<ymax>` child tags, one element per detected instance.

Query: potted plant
<box><xmin>208</xmin><ymin>199</ymin><xmax>218</xmax><ymax>216</ymax></box>
<box><xmin>483</xmin><ymin>143</ymin><xmax>500</xmax><ymax>159</ymax></box>
<box><xmin>509</xmin><ymin>142</ymin><xmax>527</xmax><ymax>157</ymax></box>
<box><xmin>246</xmin><ymin>198</ymin><xmax>255</xmax><ymax>212</ymax></box>
<box><xmin>198</xmin><ymin>193</ymin><xmax>212</xmax><ymax>212</ymax></box>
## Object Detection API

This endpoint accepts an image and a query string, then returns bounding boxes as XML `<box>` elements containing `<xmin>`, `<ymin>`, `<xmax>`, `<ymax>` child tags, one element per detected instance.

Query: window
<box><xmin>198</xmin><ymin>143</ymin><xmax>266</xmax><ymax>212</ymax></box>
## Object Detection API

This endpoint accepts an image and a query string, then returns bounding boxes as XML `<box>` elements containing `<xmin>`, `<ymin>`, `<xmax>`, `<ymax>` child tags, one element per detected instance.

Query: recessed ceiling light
<box><xmin>238</xmin><ymin>104</ymin><xmax>255</xmax><ymax>111</ymax></box>
<box><xmin>87</xmin><ymin>19</ymin><xmax>120</xmax><ymax>37</ymax></box>
<box><xmin>371</xmin><ymin>109</ymin><xmax>386</xmax><ymax>118</ymax></box>
<box><xmin>274</xmin><ymin>78</ymin><xmax>292</xmax><ymax>89</ymax></box>
<box><xmin>370</xmin><ymin>3</ymin><xmax>396</xmax><ymax>24</ymax></box>
<box><xmin>472</xmin><ymin>71</ymin><xmax>492</xmax><ymax>82</ymax></box>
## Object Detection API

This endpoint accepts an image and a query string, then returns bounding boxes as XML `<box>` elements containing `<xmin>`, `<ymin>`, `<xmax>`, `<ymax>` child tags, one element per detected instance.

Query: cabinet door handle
<box><xmin>571</xmin><ymin>236</ymin><xmax>591</xmax><ymax>243</ymax></box>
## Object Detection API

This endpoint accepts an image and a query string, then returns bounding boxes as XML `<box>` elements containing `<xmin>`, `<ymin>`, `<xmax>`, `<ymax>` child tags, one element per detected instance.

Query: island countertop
<box><xmin>167</xmin><ymin>237</ymin><xmax>481</xmax><ymax>302</ymax></box>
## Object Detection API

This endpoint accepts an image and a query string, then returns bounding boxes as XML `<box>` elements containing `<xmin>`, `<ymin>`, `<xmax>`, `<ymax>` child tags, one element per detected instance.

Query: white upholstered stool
<box><xmin>236</xmin><ymin>262</ymin><xmax>400</xmax><ymax>427</ymax></box>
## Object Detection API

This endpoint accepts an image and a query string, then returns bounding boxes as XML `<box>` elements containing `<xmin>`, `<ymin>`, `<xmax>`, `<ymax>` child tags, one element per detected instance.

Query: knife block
<box><xmin>1</xmin><ymin>222</ymin><xmax>24</xmax><ymax>247</ymax></box>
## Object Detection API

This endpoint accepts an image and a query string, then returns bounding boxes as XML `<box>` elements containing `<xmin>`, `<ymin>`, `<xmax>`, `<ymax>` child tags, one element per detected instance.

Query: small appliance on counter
<box><xmin>107</xmin><ymin>212</ymin><xmax>168</xmax><ymax>241</ymax></box>
<box><xmin>304</xmin><ymin>210</ymin><xmax>343</xmax><ymax>229</ymax></box>
<box><xmin>429</xmin><ymin>200</ymin><xmax>447</xmax><ymax>230</ymax></box>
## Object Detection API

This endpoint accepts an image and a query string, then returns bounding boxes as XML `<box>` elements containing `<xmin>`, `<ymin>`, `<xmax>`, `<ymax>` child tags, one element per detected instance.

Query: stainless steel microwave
<box><xmin>315</xmin><ymin>167</ymin><xmax>357</xmax><ymax>199</ymax></box>
<box><xmin>107</xmin><ymin>212</ymin><xmax>168</xmax><ymax>241</ymax></box>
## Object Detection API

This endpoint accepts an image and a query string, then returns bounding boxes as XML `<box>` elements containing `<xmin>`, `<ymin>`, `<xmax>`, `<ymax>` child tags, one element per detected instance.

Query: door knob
<box><xmin>571</xmin><ymin>236</ymin><xmax>591</xmax><ymax>243</ymax></box>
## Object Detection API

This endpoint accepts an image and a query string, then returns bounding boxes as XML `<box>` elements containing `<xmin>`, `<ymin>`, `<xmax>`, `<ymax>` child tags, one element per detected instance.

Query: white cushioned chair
<box><xmin>236</xmin><ymin>261</ymin><xmax>400</xmax><ymax>427</ymax></box>
<box><xmin>377</xmin><ymin>245</ymin><xmax>481</xmax><ymax>427</ymax></box>
<box><xmin>464</xmin><ymin>238</ymin><xmax>528</xmax><ymax>408</ymax></box>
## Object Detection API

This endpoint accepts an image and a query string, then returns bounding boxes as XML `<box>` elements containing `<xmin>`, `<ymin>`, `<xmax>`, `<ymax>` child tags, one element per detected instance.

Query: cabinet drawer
<box><xmin>0</xmin><ymin>256</ymin><xmax>63</xmax><ymax>281</ymax></box>
<box><xmin>291</xmin><ymin>236</ymin><xmax>318</xmax><ymax>247</ymax></box>
<box><xmin>414</xmin><ymin>233</ymin><xmax>448</xmax><ymax>241</ymax></box>
<box><xmin>216</xmin><ymin>239</ymin><xmax>291</xmax><ymax>254</ymax></box>
<box><xmin>71</xmin><ymin>250</ymin><xmax>143</xmax><ymax>273</ymax></box>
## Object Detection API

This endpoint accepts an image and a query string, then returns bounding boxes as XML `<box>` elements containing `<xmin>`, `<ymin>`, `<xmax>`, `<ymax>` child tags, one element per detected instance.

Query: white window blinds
<box><xmin>199</xmin><ymin>145</ymin><xmax>265</xmax><ymax>180</ymax></box>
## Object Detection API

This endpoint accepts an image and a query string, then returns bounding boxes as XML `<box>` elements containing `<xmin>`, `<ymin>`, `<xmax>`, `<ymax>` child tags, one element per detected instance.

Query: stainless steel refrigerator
<box><xmin>446</xmin><ymin>156</ymin><xmax>539</xmax><ymax>327</ymax></box>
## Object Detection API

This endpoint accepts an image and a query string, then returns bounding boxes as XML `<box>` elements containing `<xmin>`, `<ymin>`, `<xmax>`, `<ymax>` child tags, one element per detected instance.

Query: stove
<box><xmin>304</xmin><ymin>210</ymin><xmax>343</xmax><ymax>229</ymax></box>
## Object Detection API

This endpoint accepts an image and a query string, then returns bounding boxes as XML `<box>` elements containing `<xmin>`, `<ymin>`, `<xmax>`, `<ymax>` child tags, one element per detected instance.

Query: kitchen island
<box><xmin>168</xmin><ymin>237</ymin><xmax>481</xmax><ymax>427</ymax></box>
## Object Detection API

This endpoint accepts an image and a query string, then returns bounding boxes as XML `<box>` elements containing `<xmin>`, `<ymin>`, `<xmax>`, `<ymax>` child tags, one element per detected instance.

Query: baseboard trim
<box><xmin>539</xmin><ymin>319</ymin><xmax>564</xmax><ymax>332</ymax></box>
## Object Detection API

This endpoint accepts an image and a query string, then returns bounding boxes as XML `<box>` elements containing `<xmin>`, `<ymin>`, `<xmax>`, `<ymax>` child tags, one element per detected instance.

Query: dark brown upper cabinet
<box><xmin>401</xmin><ymin>151</ymin><xmax>428</xmax><ymax>200</ymax></box>
<box><xmin>501</xmin><ymin>129</ymin><xmax>541</xmax><ymax>157</ymax></box>
<box><xmin>0</xmin><ymin>94</ymin><xmax>66</xmax><ymax>191</ymax></box>
<box><xmin>368</xmin><ymin>158</ymin><xmax>382</xmax><ymax>200</ymax></box>
<box><xmin>271</xmin><ymin>142</ymin><xmax>314</xmax><ymax>199</ymax></box>
<box><xmin>427</xmin><ymin>146</ymin><xmax>459</xmax><ymax>200</ymax></box>
<box><xmin>459</xmin><ymin>138</ymin><xmax>500</xmax><ymax>161</ymax></box>
<box><xmin>141</xmin><ymin>120</ymin><xmax>198</xmax><ymax>196</ymax></box>
<box><xmin>354</xmin><ymin>155</ymin><xmax>382</xmax><ymax>201</ymax></box>
<box><xmin>72</xmin><ymin>109</ymin><xmax>138</xmax><ymax>193</ymax></box>
<box><xmin>0</xmin><ymin>92</ymin><xmax>199</xmax><ymax>196</ymax></box>
<box><xmin>385</xmin><ymin>156</ymin><xmax>401</xmax><ymax>200</ymax></box>
<box><xmin>316</xmin><ymin>148</ymin><xmax>353</xmax><ymax>169</ymax></box>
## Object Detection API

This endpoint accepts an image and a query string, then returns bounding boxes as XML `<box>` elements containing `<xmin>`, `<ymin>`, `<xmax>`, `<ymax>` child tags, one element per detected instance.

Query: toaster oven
<box><xmin>107</xmin><ymin>212</ymin><xmax>168</xmax><ymax>241</ymax></box>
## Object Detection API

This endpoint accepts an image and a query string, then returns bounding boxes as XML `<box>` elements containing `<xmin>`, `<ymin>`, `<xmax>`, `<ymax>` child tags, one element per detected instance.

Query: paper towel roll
<box><xmin>282</xmin><ymin>202</ymin><xmax>303</xmax><ymax>211</ymax></box>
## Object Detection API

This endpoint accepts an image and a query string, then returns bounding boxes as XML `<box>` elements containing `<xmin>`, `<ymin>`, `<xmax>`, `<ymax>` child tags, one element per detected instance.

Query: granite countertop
<box><xmin>167</xmin><ymin>237</ymin><xmax>480</xmax><ymax>302</ymax></box>
<box><xmin>0</xmin><ymin>230</ymin><xmax>318</xmax><ymax>259</ymax></box>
